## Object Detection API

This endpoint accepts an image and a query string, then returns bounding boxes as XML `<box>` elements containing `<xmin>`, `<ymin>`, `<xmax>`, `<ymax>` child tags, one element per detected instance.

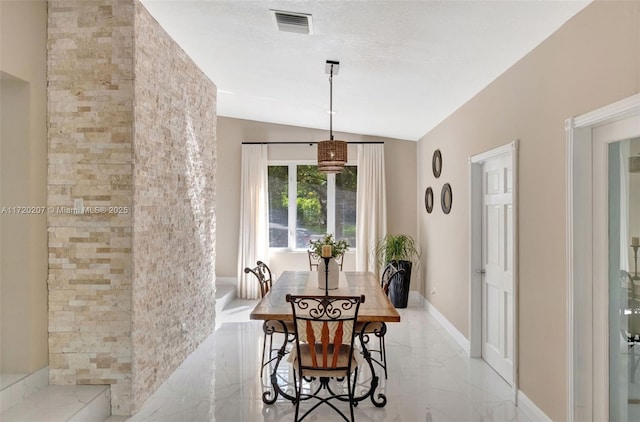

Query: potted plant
<box><xmin>374</xmin><ymin>234</ymin><xmax>421</xmax><ymax>308</ymax></box>
<box><xmin>309</xmin><ymin>233</ymin><xmax>349</xmax><ymax>259</ymax></box>
<box><xmin>309</xmin><ymin>234</ymin><xmax>349</xmax><ymax>290</ymax></box>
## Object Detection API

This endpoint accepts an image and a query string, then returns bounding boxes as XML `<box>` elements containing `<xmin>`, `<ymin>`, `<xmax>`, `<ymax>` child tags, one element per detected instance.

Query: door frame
<box><xmin>469</xmin><ymin>140</ymin><xmax>519</xmax><ymax>394</ymax></box>
<box><xmin>566</xmin><ymin>92</ymin><xmax>640</xmax><ymax>421</ymax></box>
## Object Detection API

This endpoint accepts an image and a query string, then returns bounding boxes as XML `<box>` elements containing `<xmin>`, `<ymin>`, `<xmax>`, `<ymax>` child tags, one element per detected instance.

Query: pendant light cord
<box><xmin>329</xmin><ymin>64</ymin><xmax>334</xmax><ymax>141</ymax></box>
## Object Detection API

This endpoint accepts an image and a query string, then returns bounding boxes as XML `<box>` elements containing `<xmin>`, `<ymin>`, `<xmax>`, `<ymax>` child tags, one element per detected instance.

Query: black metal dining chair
<box><xmin>244</xmin><ymin>261</ymin><xmax>295</xmax><ymax>377</ymax></box>
<box><xmin>286</xmin><ymin>294</ymin><xmax>364</xmax><ymax>422</ymax></box>
<box><xmin>307</xmin><ymin>249</ymin><xmax>345</xmax><ymax>271</ymax></box>
<box><xmin>356</xmin><ymin>263</ymin><xmax>404</xmax><ymax>378</ymax></box>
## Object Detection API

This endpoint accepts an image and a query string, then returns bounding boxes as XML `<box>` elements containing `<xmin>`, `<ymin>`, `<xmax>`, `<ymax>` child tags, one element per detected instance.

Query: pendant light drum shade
<box><xmin>317</xmin><ymin>140</ymin><xmax>347</xmax><ymax>173</ymax></box>
<box><xmin>317</xmin><ymin>60</ymin><xmax>347</xmax><ymax>173</ymax></box>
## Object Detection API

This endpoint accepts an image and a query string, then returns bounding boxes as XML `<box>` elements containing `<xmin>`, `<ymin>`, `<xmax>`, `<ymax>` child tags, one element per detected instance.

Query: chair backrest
<box><xmin>307</xmin><ymin>250</ymin><xmax>320</xmax><ymax>271</ymax></box>
<box><xmin>243</xmin><ymin>260</ymin><xmax>273</xmax><ymax>298</ymax></box>
<box><xmin>334</xmin><ymin>252</ymin><xmax>345</xmax><ymax>271</ymax></box>
<box><xmin>308</xmin><ymin>250</ymin><xmax>345</xmax><ymax>271</ymax></box>
<box><xmin>287</xmin><ymin>295</ymin><xmax>364</xmax><ymax>372</ymax></box>
<box><xmin>380</xmin><ymin>263</ymin><xmax>405</xmax><ymax>296</ymax></box>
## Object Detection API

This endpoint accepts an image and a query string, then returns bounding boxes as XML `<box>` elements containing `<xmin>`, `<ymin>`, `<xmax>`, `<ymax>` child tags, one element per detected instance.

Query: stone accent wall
<box><xmin>130</xmin><ymin>3</ymin><xmax>216</xmax><ymax>413</ymax></box>
<box><xmin>48</xmin><ymin>0</ymin><xmax>135</xmax><ymax>414</ymax></box>
<box><xmin>47</xmin><ymin>0</ymin><xmax>216</xmax><ymax>415</ymax></box>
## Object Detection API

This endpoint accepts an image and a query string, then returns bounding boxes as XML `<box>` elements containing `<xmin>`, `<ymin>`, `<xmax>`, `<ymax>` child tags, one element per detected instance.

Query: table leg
<box><xmin>356</xmin><ymin>322</ymin><xmax>388</xmax><ymax>407</ymax></box>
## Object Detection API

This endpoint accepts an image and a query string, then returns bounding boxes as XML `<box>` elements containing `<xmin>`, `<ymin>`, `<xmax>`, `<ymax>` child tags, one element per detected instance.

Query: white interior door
<box><xmin>481</xmin><ymin>153</ymin><xmax>514</xmax><ymax>385</ymax></box>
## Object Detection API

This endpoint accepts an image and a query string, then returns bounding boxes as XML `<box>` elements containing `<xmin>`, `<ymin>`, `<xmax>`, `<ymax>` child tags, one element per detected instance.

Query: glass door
<box><xmin>568</xmin><ymin>95</ymin><xmax>640</xmax><ymax>421</ymax></box>
<box><xmin>609</xmin><ymin>137</ymin><xmax>640</xmax><ymax>421</ymax></box>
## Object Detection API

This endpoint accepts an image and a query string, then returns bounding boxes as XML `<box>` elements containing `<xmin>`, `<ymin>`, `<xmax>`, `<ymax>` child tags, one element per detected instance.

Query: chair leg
<box><xmin>260</xmin><ymin>332</ymin><xmax>268</xmax><ymax>378</ymax></box>
<box><xmin>294</xmin><ymin>370</ymin><xmax>301</xmax><ymax>422</ymax></box>
<box><xmin>380</xmin><ymin>335</ymin><xmax>387</xmax><ymax>379</ymax></box>
<box><xmin>269</xmin><ymin>333</ymin><xmax>274</xmax><ymax>361</ymax></box>
<box><xmin>347</xmin><ymin>370</ymin><xmax>356</xmax><ymax>422</ymax></box>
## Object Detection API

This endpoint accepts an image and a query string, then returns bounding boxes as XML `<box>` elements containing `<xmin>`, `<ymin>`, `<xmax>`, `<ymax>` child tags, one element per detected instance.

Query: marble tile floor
<box><xmin>107</xmin><ymin>298</ymin><xmax>529</xmax><ymax>422</ymax></box>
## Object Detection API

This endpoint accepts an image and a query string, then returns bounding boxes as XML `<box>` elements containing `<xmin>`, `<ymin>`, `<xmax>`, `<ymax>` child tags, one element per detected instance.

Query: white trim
<box><xmin>517</xmin><ymin>390</ymin><xmax>553</xmax><ymax>422</ymax></box>
<box><xmin>425</xmin><ymin>299</ymin><xmax>471</xmax><ymax>354</ymax></box>
<box><xmin>566</xmin><ymin>93</ymin><xmax>640</xmax><ymax>421</ymax></box>
<box><xmin>572</xmin><ymin>92</ymin><xmax>640</xmax><ymax>128</ymax></box>
<box><xmin>288</xmin><ymin>163</ymin><xmax>297</xmax><ymax>247</ymax></box>
<box><xmin>565</xmin><ymin>116</ymin><xmax>576</xmax><ymax>422</ymax></box>
<box><xmin>469</xmin><ymin>162</ymin><xmax>482</xmax><ymax>358</ymax></box>
<box><xmin>326</xmin><ymin>173</ymin><xmax>336</xmax><ymax>235</ymax></box>
<box><xmin>512</xmin><ymin>141</ymin><xmax>520</xmax><ymax>401</ymax></box>
<box><xmin>469</xmin><ymin>140</ymin><xmax>518</xmax><ymax>164</ymax></box>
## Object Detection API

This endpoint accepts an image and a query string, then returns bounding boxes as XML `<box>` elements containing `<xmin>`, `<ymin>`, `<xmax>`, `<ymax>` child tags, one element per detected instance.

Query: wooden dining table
<box><xmin>250</xmin><ymin>270</ymin><xmax>401</xmax><ymax>407</ymax></box>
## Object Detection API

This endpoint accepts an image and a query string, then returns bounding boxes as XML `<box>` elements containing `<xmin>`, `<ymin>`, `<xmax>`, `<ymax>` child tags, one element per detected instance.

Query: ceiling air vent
<box><xmin>270</xmin><ymin>10</ymin><xmax>313</xmax><ymax>35</ymax></box>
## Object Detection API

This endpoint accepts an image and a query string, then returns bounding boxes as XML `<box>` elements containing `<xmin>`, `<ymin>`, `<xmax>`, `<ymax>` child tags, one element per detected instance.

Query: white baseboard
<box><xmin>517</xmin><ymin>390</ymin><xmax>552</xmax><ymax>422</ymax></box>
<box><xmin>425</xmin><ymin>299</ymin><xmax>471</xmax><ymax>354</ymax></box>
<box><xmin>422</xmin><ymin>297</ymin><xmax>550</xmax><ymax>421</ymax></box>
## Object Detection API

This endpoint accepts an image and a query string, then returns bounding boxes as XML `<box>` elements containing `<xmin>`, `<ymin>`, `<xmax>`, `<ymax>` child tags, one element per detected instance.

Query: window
<box><xmin>268</xmin><ymin>164</ymin><xmax>357</xmax><ymax>249</ymax></box>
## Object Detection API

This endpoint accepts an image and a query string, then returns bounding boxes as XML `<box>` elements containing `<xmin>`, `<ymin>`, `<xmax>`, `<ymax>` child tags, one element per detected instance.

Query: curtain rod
<box><xmin>241</xmin><ymin>141</ymin><xmax>384</xmax><ymax>145</ymax></box>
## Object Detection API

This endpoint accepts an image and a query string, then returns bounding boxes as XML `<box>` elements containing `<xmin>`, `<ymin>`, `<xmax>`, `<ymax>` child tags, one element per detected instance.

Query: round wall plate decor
<box><xmin>441</xmin><ymin>183</ymin><xmax>452</xmax><ymax>214</ymax></box>
<box><xmin>432</xmin><ymin>149</ymin><xmax>442</xmax><ymax>178</ymax></box>
<box><xmin>425</xmin><ymin>187</ymin><xmax>434</xmax><ymax>213</ymax></box>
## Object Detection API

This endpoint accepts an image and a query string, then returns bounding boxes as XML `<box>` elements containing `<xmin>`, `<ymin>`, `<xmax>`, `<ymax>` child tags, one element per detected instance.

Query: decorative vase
<box><xmin>318</xmin><ymin>258</ymin><xmax>339</xmax><ymax>290</ymax></box>
<box><xmin>389</xmin><ymin>260</ymin><xmax>412</xmax><ymax>308</ymax></box>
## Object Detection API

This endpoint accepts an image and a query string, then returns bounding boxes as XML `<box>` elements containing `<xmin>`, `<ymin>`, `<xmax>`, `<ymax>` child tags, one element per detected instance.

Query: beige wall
<box><xmin>216</xmin><ymin>117</ymin><xmax>417</xmax><ymax>283</ymax></box>
<box><xmin>0</xmin><ymin>0</ymin><xmax>48</xmax><ymax>374</ymax></box>
<box><xmin>417</xmin><ymin>2</ymin><xmax>640</xmax><ymax>420</ymax></box>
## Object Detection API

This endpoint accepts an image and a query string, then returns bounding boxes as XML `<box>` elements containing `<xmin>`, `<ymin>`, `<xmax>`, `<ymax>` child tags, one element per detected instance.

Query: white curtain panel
<box><xmin>356</xmin><ymin>144</ymin><xmax>387</xmax><ymax>274</ymax></box>
<box><xmin>237</xmin><ymin>144</ymin><xmax>269</xmax><ymax>299</ymax></box>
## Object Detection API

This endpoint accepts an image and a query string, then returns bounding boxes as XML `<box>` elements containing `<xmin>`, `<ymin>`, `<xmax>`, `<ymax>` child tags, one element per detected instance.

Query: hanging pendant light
<box><xmin>317</xmin><ymin>60</ymin><xmax>347</xmax><ymax>174</ymax></box>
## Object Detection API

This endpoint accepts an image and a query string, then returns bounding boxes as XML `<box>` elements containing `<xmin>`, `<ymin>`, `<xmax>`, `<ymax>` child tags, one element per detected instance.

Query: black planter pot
<box><xmin>389</xmin><ymin>260</ymin><xmax>412</xmax><ymax>308</ymax></box>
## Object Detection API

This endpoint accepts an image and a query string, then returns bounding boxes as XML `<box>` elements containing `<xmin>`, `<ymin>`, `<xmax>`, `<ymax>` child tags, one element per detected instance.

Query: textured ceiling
<box><xmin>140</xmin><ymin>0</ymin><xmax>591</xmax><ymax>141</ymax></box>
